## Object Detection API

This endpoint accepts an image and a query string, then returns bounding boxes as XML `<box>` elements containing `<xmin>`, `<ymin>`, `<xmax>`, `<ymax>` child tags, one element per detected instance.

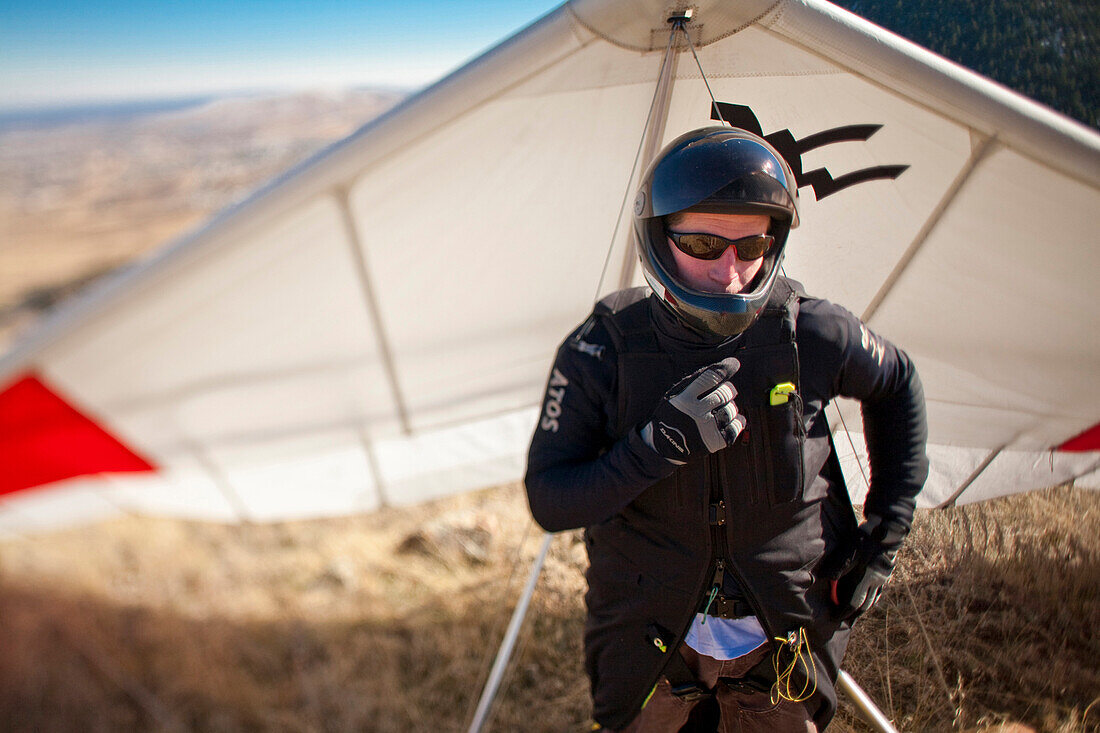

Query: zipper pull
<box><xmin>700</xmin><ymin>560</ymin><xmax>725</xmax><ymax>626</ymax></box>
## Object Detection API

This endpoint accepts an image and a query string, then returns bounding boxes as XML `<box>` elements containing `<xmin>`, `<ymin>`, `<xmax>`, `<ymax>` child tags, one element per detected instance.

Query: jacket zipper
<box><xmin>708</xmin><ymin>452</ymin><xmax>780</xmax><ymax>645</ymax></box>
<box><xmin>637</xmin><ymin>458</ymin><xmax>724</xmax><ymax>715</ymax></box>
<box><xmin>644</xmin><ymin>453</ymin><xmax>787</xmax><ymax>715</ymax></box>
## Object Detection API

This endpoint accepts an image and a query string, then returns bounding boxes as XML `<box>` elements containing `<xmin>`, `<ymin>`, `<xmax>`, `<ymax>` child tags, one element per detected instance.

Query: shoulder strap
<box><xmin>593</xmin><ymin>286</ymin><xmax>650</xmax><ymax>317</ymax></box>
<box><xmin>740</xmin><ymin>276</ymin><xmax>803</xmax><ymax>348</ymax></box>
<box><xmin>592</xmin><ymin>287</ymin><xmax>661</xmax><ymax>354</ymax></box>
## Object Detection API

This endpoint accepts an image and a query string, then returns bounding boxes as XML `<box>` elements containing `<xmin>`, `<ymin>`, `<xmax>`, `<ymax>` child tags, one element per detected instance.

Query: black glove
<box><xmin>827</xmin><ymin>514</ymin><xmax>907</xmax><ymax>620</ymax></box>
<box><xmin>640</xmin><ymin>357</ymin><xmax>746</xmax><ymax>465</ymax></box>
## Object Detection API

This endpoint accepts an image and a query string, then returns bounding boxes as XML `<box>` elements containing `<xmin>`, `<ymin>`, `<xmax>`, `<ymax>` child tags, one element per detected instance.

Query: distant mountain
<box><xmin>834</xmin><ymin>0</ymin><xmax>1099</xmax><ymax>128</ymax></box>
<box><xmin>0</xmin><ymin>95</ymin><xmax>222</xmax><ymax>133</ymax></box>
<box><xmin>0</xmin><ymin>86</ymin><xmax>415</xmax><ymax>134</ymax></box>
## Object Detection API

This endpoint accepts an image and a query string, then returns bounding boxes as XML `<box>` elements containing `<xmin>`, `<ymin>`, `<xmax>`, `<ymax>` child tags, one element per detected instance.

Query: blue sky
<box><xmin>0</xmin><ymin>0</ymin><xmax>563</xmax><ymax>110</ymax></box>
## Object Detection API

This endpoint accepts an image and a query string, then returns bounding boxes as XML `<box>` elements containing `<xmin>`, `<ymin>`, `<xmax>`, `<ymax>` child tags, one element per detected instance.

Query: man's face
<box><xmin>666</xmin><ymin>212</ymin><xmax>772</xmax><ymax>295</ymax></box>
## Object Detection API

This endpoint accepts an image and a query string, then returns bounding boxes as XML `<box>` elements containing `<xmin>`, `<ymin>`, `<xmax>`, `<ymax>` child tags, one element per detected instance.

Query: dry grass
<box><xmin>1</xmin><ymin>484</ymin><xmax>1097</xmax><ymax>732</ymax></box>
<box><xmin>832</xmin><ymin>485</ymin><xmax>1100</xmax><ymax>733</ymax></box>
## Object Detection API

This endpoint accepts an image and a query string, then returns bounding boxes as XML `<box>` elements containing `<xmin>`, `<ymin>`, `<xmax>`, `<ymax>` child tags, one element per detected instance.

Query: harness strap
<box><xmin>593</xmin><ymin>286</ymin><xmax>660</xmax><ymax>352</ymax></box>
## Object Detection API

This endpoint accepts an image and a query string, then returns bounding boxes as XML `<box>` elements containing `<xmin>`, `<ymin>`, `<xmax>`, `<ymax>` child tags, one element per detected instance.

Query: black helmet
<box><xmin>633</xmin><ymin>126</ymin><xmax>800</xmax><ymax>338</ymax></box>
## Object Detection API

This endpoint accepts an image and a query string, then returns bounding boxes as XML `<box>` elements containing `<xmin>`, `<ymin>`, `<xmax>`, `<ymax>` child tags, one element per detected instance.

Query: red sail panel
<box><xmin>0</xmin><ymin>372</ymin><xmax>155</xmax><ymax>496</ymax></box>
<box><xmin>1057</xmin><ymin>421</ymin><xmax>1100</xmax><ymax>452</ymax></box>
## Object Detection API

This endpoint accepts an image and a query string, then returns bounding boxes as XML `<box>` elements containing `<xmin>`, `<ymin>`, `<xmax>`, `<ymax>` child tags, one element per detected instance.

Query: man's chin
<box><xmin>724</xmin><ymin>282</ymin><xmax>750</xmax><ymax>295</ymax></box>
<box><xmin>690</xmin><ymin>282</ymin><xmax>745</xmax><ymax>295</ymax></box>
<box><xmin>685</xmin><ymin>278</ymin><xmax>748</xmax><ymax>295</ymax></box>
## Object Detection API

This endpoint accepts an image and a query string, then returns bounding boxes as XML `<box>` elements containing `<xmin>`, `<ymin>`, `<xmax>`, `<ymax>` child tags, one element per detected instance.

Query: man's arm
<box><xmin>834</xmin><ymin>312</ymin><xmax>929</xmax><ymax>526</ymax></box>
<box><xmin>525</xmin><ymin>318</ymin><xmax>744</xmax><ymax>533</ymax></box>
<box><xmin>524</xmin><ymin>317</ymin><xmax>676</xmax><ymax>533</ymax></box>
<box><xmin>802</xmin><ymin>300</ymin><xmax>929</xmax><ymax>617</ymax></box>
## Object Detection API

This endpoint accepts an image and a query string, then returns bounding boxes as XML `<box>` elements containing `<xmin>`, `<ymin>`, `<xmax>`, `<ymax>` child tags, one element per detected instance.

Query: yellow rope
<box><xmin>770</xmin><ymin>628</ymin><xmax>818</xmax><ymax>704</ymax></box>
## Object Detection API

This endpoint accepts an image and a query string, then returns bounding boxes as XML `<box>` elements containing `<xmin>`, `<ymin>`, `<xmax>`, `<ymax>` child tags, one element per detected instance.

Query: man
<box><xmin>525</xmin><ymin>127</ymin><xmax>928</xmax><ymax>732</ymax></box>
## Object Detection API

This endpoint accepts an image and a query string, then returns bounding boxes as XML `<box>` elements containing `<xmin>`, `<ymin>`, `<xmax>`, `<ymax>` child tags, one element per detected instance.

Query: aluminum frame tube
<box><xmin>837</xmin><ymin>669</ymin><xmax>901</xmax><ymax>733</ymax></box>
<box><xmin>467</xmin><ymin>532</ymin><xmax>553</xmax><ymax>733</ymax></box>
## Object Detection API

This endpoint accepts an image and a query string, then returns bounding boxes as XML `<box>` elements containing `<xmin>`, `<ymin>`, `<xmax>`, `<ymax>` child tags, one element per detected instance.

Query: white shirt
<box><xmin>684</xmin><ymin>613</ymin><xmax>769</xmax><ymax>660</ymax></box>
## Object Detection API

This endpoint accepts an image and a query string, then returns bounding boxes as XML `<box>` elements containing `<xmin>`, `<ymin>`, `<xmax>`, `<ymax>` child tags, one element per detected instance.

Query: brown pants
<box><xmin>616</xmin><ymin>643</ymin><xmax>817</xmax><ymax>733</ymax></box>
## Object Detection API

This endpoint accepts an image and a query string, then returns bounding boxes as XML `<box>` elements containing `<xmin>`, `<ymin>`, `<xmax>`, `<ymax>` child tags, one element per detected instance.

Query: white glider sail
<box><xmin>2</xmin><ymin>0</ymin><xmax>1099</xmax><ymax>534</ymax></box>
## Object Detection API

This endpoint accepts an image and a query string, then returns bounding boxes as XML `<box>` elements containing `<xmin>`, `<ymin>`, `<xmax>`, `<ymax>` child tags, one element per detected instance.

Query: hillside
<box><xmin>2</xmin><ymin>483</ymin><xmax>1097</xmax><ymax>731</ymax></box>
<box><xmin>834</xmin><ymin>0</ymin><xmax>1099</xmax><ymax>127</ymax></box>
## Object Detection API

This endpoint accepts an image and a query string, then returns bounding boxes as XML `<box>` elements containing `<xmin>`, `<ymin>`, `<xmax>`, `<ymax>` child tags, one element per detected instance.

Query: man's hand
<box><xmin>827</xmin><ymin>514</ymin><xmax>907</xmax><ymax>620</ymax></box>
<box><xmin>640</xmin><ymin>357</ymin><xmax>746</xmax><ymax>465</ymax></box>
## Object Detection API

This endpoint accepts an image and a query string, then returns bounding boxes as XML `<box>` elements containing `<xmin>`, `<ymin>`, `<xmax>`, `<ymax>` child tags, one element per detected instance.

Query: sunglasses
<box><xmin>667</xmin><ymin>231</ymin><xmax>775</xmax><ymax>261</ymax></box>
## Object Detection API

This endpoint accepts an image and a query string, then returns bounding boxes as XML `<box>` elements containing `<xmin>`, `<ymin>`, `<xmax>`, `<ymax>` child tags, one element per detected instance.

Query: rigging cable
<box><xmin>685</xmin><ymin>24</ymin><xmax>913</xmax><ymax>727</ymax></box>
<box><xmin>593</xmin><ymin>25</ymin><xmax>679</xmax><ymax>302</ymax></box>
<box><xmin>679</xmin><ymin>17</ymin><xmax>727</xmax><ymax>125</ymax></box>
<box><xmin>469</xmin><ymin>20</ymin><xmax>687</xmax><ymax>733</ymax></box>
<box><xmin>685</xmin><ymin>12</ymin><xmax>952</xmax><ymax>723</ymax></box>
<box><xmin>832</xmin><ymin>401</ymin><xmax>957</xmax><ymax>713</ymax></box>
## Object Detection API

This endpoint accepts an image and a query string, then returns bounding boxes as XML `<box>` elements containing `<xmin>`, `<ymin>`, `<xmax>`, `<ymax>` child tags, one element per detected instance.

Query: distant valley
<box><xmin>0</xmin><ymin>89</ymin><xmax>405</xmax><ymax>351</ymax></box>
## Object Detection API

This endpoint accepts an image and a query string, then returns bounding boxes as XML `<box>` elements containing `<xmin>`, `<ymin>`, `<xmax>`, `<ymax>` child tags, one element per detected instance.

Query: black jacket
<box><xmin>525</xmin><ymin>280</ymin><xmax>928</xmax><ymax>730</ymax></box>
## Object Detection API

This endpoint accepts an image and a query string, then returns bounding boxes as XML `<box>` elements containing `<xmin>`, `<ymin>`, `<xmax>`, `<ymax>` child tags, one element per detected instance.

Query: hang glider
<box><xmin>2</xmin><ymin>0</ymin><xmax>1098</xmax><ymax>535</ymax></box>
